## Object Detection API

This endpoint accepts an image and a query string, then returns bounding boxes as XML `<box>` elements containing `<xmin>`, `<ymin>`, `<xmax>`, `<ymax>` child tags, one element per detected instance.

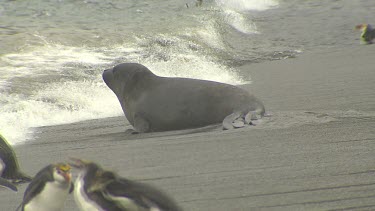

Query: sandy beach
<box><xmin>2</xmin><ymin>45</ymin><xmax>375</xmax><ymax>210</ymax></box>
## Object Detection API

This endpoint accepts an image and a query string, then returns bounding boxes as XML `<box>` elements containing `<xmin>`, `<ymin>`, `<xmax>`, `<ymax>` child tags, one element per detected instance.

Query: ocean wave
<box><xmin>0</xmin><ymin>80</ymin><xmax>123</xmax><ymax>145</ymax></box>
<box><xmin>135</xmin><ymin>33</ymin><xmax>247</xmax><ymax>84</ymax></box>
<box><xmin>222</xmin><ymin>9</ymin><xmax>259</xmax><ymax>34</ymax></box>
<box><xmin>213</xmin><ymin>0</ymin><xmax>278</xmax><ymax>34</ymax></box>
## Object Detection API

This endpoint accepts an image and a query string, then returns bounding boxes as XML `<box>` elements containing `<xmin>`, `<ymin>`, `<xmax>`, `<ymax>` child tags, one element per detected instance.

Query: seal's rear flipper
<box><xmin>232</xmin><ymin>120</ymin><xmax>245</xmax><ymax>128</ymax></box>
<box><xmin>244</xmin><ymin>111</ymin><xmax>261</xmax><ymax>124</ymax></box>
<box><xmin>222</xmin><ymin>112</ymin><xmax>243</xmax><ymax>130</ymax></box>
<box><xmin>224</xmin><ymin>109</ymin><xmax>269</xmax><ymax>129</ymax></box>
<box><xmin>0</xmin><ymin>177</ymin><xmax>17</xmax><ymax>192</ymax></box>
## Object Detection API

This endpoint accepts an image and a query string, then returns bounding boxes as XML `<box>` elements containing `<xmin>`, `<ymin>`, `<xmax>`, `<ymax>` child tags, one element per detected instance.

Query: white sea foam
<box><xmin>0</xmin><ymin>43</ymin><xmax>113</xmax><ymax>83</ymax></box>
<box><xmin>144</xmin><ymin>54</ymin><xmax>246</xmax><ymax>85</ymax></box>
<box><xmin>135</xmin><ymin>34</ymin><xmax>247</xmax><ymax>85</ymax></box>
<box><xmin>190</xmin><ymin>18</ymin><xmax>227</xmax><ymax>50</ymax></box>
<box><xmin>214</xmin><ymin>0</ymin><xmax>278</xmax><ymax>34</ymax></box>
<box><xmin>0</xmin><ymin>40</ymin><xmax>131</xmax><ymax>145</ymax></box>
<box><xmin>0</xmin><ymin>95</ymin><xmax>118</xmax><ymax>146</ymax></box>
<box><xmin>215</xmin><ymin>0</ymin><xmax>279</xmax><ymax>11</ymax></box>
<box><xmin>0</xmin><ymin>74</ymin><xmax>123</xmax><ymax>145</ymax></box>
<box><xmin>222</xmin><ymin>9</ymin><xmax>259</xmax><ymax>34</ymax></box>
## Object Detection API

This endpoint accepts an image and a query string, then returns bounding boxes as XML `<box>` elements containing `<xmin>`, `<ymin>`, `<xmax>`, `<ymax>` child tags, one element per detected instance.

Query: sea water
<box><xmin>0</xmin><ymin>0</ymin><xmax>373</xmax><ymax>144</ymax></box>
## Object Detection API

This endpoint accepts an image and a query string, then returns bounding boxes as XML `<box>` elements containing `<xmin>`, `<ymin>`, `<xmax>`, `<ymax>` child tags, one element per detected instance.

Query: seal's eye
<box><xmin>112</xmin><ymin>67</ymin><xmax>119</xmax><ymax>74</ymax></box>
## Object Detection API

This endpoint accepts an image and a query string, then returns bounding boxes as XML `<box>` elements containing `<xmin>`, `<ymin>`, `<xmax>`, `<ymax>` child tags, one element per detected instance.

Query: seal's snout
<box><xmin>102</xmin><ymin>68</ymin><xmax>112</xmax><ymax>78</ymax></box>
<box><xmin>102</xmin><ymin>68</ymin><xmax>114</xmax><ymax>88</ymax></box>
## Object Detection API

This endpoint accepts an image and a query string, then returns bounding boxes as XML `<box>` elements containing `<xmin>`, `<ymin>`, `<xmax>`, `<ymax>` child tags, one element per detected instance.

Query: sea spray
<box><xmin>215</xmin><ymin>0</ymin><xmax>279</xmax><ymax>11</ymax></box>
<box><xmin>214</xmin><ymin>0</ymin><xmax>278</xmax><ymax>34</ymax></box>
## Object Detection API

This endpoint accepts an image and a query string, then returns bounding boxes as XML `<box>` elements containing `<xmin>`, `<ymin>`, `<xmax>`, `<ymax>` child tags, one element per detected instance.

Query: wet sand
<box><xmin>2</xmin><ymin>45</ymin><xmax>375</xmax><ymax>210</ymax></box>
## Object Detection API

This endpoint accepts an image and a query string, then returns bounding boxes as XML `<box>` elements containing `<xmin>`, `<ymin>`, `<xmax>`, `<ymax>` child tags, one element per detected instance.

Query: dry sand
<box><xmin>2</xmin><ymin>45</ymin><xmax>375</xmax><ymax>210</ymax></box>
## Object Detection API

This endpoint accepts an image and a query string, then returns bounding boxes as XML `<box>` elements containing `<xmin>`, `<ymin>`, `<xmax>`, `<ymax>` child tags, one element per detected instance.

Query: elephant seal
<box><xmin>102</xmin><ymin>63</ymin><xmax>265</xmax><ymax>133</ymax></box>
<box><xmin>0</xmin><ymin>134</ymin><xmax>32</xmax><ymax>191</ymax></box>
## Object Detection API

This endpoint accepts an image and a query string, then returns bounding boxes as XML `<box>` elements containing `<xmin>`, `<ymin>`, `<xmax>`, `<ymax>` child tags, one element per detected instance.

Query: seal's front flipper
<box><xmin>222</xmin><ymin>112</ymin><xmax>243</xmax><ymax>130</ymax></box>
<box><xmin>133</xmin><ymin>113</ymin><xmax>151</xmax><ymax>133</ymax></box>
<box><xmin>0</xmin><ymin>177</ymin><xmax>17</xmax><ymax>192</ymax></box>
<box><xmin>125</xmin><ymin>129</ymin><xmax>139</xmax><ymax>135</ymax></box>
<box><xmin>232</xmin><ymin>120</ymin><xmax>245</xmax><ymax>128</ymax></box>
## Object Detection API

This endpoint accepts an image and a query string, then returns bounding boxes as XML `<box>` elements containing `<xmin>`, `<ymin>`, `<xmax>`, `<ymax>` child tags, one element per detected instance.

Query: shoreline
<box><xmin>3</xmin><ymin>45</ymin><xmax>375</xmax><ymax>210</ymax></box>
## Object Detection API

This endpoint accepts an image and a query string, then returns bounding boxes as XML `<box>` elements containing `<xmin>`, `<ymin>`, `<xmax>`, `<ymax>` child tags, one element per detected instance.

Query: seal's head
<box><xmin>102</xmin><ymin>63</ymin><xmax>155</xmax><ymax>96</ymax></box>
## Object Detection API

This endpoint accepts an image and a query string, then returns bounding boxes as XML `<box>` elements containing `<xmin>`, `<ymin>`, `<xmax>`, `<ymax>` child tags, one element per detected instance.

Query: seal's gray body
<box><xmin>103</xmin><ymin>63</ymin><xmax>265</xmax><ymax>132</ymax></box>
